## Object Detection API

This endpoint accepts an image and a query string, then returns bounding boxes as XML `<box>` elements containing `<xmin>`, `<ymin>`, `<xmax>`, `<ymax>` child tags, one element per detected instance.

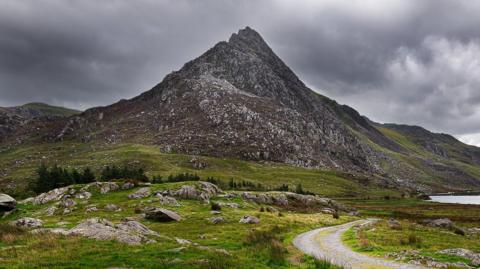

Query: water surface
<box><xmin>429</xmin><ymin>195</ymin><xmax>480</xmax><ymax>205</ymax></box>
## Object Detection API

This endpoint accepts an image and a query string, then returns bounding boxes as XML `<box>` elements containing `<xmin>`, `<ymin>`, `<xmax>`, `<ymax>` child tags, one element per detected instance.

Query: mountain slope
<box><xmin>2</xmin><ymin>27</ymin><xmax>480</xmax><ymax>193</ymax></box>
<box><xmin>0</xmin><ymin>103</ymin><xmax>80</xmax><ymax>143</ymax></box>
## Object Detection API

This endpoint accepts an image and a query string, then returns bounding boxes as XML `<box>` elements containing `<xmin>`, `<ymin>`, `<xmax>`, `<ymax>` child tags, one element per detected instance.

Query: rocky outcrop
<box><xmin>160</xmin><ymin>182</ymin><xmax>221</xmax><ymax>202</ymax></box>
<box><xmin>210</xmin><ymin>217</ymin><xmax>225</xmax><ymax>224</ymax></box>
<box><xmin>81</xmin><ymin>182</ymin><xmax>119</xmax><ymax>194</ymax></box>
<box><xmin>144</xmin><ymin>208</ymin><xmax>181</xmax><ymax>222</ymax></box>
<box><xmin>64</xmin><ymin>218</ymin><xmax>158</xmax><ymax>245</ymax></box>
<box><xmin>13</xmin><ymin>217</ymin><xmax>43</xmax><ymax>228</ymax></box>
<box><xmin>437</xmin><ymin>249</ymin><xmax>480</xmax><ymax>266</ymax></box>
<box><xmin>240</xmin><ymin>191</ymin><xmax>353</xmax><ymax>212</ymax></box>
<box><xmin>33</xmin><ymin>186</ymin><xmax>71</xmax><ymax>205</ymax></box>
<box><xmin>128</xmin><ymin>187</ymin><xmax>151</xmax><ymax>199</ymax></box>
<box><xmin>0</xmin><ymin>193</ymin><xmax>16</xmax><ymax>211</ymax></box>
<box><xmin>154</xmin><ymin>194</ymin><xmax>180</xmax><ymax>206</ymax></box>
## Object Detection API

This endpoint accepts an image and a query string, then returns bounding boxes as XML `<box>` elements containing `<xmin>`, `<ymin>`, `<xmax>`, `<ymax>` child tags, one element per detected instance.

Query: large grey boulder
<box><xmin>13</xmin><ymin>217</ymin><xmax>43</xmax><ymax>228</ymax></box>
<box><xmin>66</xmin><ymin>218</ymin><xmax>158</xmax><ymax>245</ymax></box>
<box><xmin>0</xmin><ymin>193</ymin><xmax>16</xmax><ymax>211</ymax></box>
<box><xmin>128</xmin><ymin>187</ymin><xmax>151</xmax><ymax>199</ymax></box>
<box><xmin>144</xmin><ymin>208</ymin><xmax>182</xmax><ymax>222</ymax></box>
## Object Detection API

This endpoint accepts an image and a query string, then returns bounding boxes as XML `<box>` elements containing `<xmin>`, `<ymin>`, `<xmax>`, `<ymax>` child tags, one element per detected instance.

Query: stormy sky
<box><xmin>1</xmin><ymin>0</ymin><xmax>480</xmax><ymax>145</ymax></box>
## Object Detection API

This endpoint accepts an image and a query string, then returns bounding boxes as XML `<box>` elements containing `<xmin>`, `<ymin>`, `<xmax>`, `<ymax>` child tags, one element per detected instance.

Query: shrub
<box><xmin>332</xmin><ymin>210</ymin><xmax>340</xmax><ymax>219</ymax></box>
<box><xmin>166</xmin><ymin>172</ymin><xmax>200</xmax><ymax>183</ymax></box>
<box><xmin>314</xmin><ymin>259</ymin><xmax>344</xmax><ymax>269</ymax></box>
<box><xmin>210</xmin><ymin>202</ymin><xmax>221</xmax><ymax>211</ymax></box>
<box><xmin>151</xmin><ymin>175</ymin><xmax>163</xmax><ymax>184</ymax></box>
<box><xmin>259</xmin><ymin>206</ymin><xmax>265</xmax><ymax>212</ymax></box>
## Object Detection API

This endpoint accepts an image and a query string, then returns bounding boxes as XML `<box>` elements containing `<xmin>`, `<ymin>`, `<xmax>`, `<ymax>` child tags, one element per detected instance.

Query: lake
<box><xmin>429</xmin><ymin>195</ymin><xmax>480</xmax><ymax>205</ymax></box>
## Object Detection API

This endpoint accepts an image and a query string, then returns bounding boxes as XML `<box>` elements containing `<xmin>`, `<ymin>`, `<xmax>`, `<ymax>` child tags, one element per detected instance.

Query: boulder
<box><xmin>75</xmin><ymin>191</ymin><xmax>92</xmax><ymax>200</ymax></box>
<box><xmin>171</xmin><ymin>182</ymin><xmax>221</xmax><ymax>202</ymax></box>
<box><xmin>210</xmin><ymin>217</ymin><xmax>224</xmax><ymax>224</ymax></box>
<box><xmin>60</xmin><ymin>198</ymin><xmax>77</xmax><ymax>208</ymax></box>
<box><xmin>86</xmin><ymin>206</ymin><xmax>98</xmax><ymax>213</ymax></box>
<box><xmin>122</xmin><ymin>182</ymin><xmax>135</xmax><ymax>190</ymax></box>
<box><xmin>155</xmin><ymin>194</ymin><xmax>180</xmax><ymax>206</ymax></box>
<box><xmin>44</xmin><ymin>206</ymin><xmax>57</xmax><ymax>216</ymax></box>
<box><xmin>217</xmin><ymin>202</ymin><xmax>239</xmax><ymax>208</ymax></box>
<box><xmin>81</xmin><ymin>182</ymin><xmax>119</xmax><ymax>194</ymax></box>
<box><xmin>427</xmin><ymin>218</ymin><xmax>454</xmax><ymax>229</ymax></box>
<box><xmin>33</xmin><ymin>186</ymin><xmax>71</xmax><ymax>205</ymax></box>
<box><xmin>0</xmin><ymin>193</ymin><xmax>16</xmax><ymax>211</ymax></box>
<box><xmin>239</xmin><ymin>215</ymin><xmax>259</xmax><ymax>224</ymax></box>
<box><xmin>128</xmin><ymin>187</ymin><xmax>151</xmax><ymax>199</ymax></box>
<box><xmin>144</xmin><ymin>208</ymin><xmax>181</xmax><ymax>222</ymax></box>
<box><xmin>388</xmin><ymin>218</ymin><xmax>402</xmax><ymax>229</ymax></box>
<box><xmin>13</xmin><ymin>217</ymin><xmax>43</xmax><ymax>228</ymax></box>
<box><xmin>67</xmin><ymin>218</ymin><xmax>158</xmax><ymax>245</ymax></box>
<box><xmin>104</xmin><ymin>204</ymin><xmax>121</xmax><ymax>212</ymax></box>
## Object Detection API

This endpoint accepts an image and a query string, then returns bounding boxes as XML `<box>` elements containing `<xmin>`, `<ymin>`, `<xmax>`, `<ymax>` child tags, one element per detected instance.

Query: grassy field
<box><xmin>0</xmin><ymin>142</ymin><xmax>400</xmax><ymax>199</ymax></box>
<box><xmin>0</xmin><ymin>181</ymin><xmax>355</xmax><ymax>268</ymax></box>
<box><xmin>341</xmin><ymin>198</ymin><xmax>480</xmax><ymax>268</ymax></box>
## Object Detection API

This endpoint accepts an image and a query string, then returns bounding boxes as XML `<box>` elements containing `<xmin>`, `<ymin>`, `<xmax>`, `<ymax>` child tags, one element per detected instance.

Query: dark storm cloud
<box><xmin>2</xmin><ymin>0</ymin><xmax>480</xmax><ymax>144</ymax></box>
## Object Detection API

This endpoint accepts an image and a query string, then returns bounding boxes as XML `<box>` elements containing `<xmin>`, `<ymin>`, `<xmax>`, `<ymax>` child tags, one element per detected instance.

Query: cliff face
<box><xmin>3</xmin><ymin>27</ymin><xmax>480</xmax><ymax>192</ymax></box>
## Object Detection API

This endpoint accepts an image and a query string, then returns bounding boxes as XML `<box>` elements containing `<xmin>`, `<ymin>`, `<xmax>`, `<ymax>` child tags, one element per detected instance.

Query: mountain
<box><xmin>2</xmin><ymin>27</ymin><xmax>480</xmax><ymax>193</ymax></box>
<box><xmin>0</xmin><ymin>103</ymin><xmax>80</xmax><ymax>143</ymax></box>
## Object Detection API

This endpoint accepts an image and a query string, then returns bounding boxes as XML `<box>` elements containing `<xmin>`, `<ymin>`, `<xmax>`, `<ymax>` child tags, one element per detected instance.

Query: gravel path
<box><xmin>293</xmin><ymin>219</ymin><xmax>427</xmax><ymax>269</ymax></box>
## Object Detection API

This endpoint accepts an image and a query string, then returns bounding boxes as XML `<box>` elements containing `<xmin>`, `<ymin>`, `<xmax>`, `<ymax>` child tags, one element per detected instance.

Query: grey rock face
<box><xmin>239</xmin><ymin>215</ymin><xmax>259</xmax><ymax>224</ymax></box>
<box><xmin>0</xmin><ymin>193</ymin><xmax>16</xmax><ymax>211</ymax></box>
<box><xmin>13</xmin><ymin>217</ymin><xmax>43</xmax><ymax>228</ymax></box>
<box><xmin>144</xmin><ymin>208</ymin><xmax>182</xmax><ymax>222</ymax></box>
<box><xmin>60</xmin><ymin>198</ymin><xmax>77</xmax><ymax>208</ymax></box>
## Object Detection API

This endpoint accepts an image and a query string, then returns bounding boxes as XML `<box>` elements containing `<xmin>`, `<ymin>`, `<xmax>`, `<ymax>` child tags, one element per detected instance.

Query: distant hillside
<box><xmin>0</xmin><ymin>103</ymin><xmax>80</xmax><ymax>143</ymax></box>
<box><xmin>6</xmin><ymin>102</ymin><xmax>81</xmax><ymax>118</ymax></box>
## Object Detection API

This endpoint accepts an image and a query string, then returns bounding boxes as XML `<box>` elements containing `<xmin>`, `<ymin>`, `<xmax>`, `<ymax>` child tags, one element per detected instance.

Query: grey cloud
<box><xmin>1</xmin><ymin>0</ymin><xmax>480</xmax><ymax>143</ymax></box>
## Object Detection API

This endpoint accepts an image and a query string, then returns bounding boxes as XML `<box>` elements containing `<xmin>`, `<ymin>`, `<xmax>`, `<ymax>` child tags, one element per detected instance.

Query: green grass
<box><xmin>0</xmin><ymin>142</ymin><xmax>400</xmax><ymax>199</ymax></box>
<box><xmin>0</xmin><ymin>181</ymin><xmax>357</xmax><ymax>268</ymax></box>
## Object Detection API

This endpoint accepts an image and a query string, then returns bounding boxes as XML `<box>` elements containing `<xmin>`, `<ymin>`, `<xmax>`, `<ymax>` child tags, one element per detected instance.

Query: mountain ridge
<box><xmin>1</xmin><ymin>27</ymin><xmax>480</xmax><ymax>193</ymax></box>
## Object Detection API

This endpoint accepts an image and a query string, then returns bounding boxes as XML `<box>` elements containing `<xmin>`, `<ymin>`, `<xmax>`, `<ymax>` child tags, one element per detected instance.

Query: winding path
<box><xmin>293</xmin><ymin>219</ymin><xmax>427</xmax><ymax>269</ymax></box>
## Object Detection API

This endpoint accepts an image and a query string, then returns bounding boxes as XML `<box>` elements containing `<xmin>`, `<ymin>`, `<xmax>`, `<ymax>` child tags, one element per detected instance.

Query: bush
<box><xmin>151</xmin><ymin>175</ymin><xmax>163</xmax><ymax>184</ymax></box>
<box><xmin>210</xmin><ymin>202</ymin><xmax>221</xmax><ymax>211</ymax></box>
<box><xmin>314</xmin><ymin>259</ymin><xmax>344</xmax><ymax>269</ymax></box>
<box><xmin>332</xmin><ymin>210</ymin><xmax>340</xmax><ymax>219</ymax></box>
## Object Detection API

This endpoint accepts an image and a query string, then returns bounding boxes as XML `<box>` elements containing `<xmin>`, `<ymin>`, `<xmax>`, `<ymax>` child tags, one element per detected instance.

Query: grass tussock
<box><xmin>314</xmin><ymin>259</ymin><xmax>344</xmax><ymax>269</ymax></box>
<box><xmin>243</xmin><ymin>225</ymin><xmax>288</xmax><ymax>265</ymax></box>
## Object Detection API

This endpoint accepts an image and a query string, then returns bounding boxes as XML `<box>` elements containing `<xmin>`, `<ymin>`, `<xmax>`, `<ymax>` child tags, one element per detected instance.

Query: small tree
<box><xmin>81</xmin><ymin>167</ymin><xmax>95</xmax><ymax>183</ymax></box>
